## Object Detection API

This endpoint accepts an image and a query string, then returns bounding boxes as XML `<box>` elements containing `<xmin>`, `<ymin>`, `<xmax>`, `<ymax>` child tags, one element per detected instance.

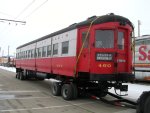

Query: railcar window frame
<box><xmin>31</xmin><ymin>49</ymin><xmax>34</xmax><ymax>58</ymax></box>
<box><xmin>118</xmin><ymin>31</ymin><xmax>125</xmax><ymax>50</ymax></box>
<box><xmin>95</xmin><ymin>30</ymin><xmax>114</xmax><ymax>49</ymax></box>
<box><xmin>38</xmin><ymin>48</ymin><xmax>42</xmax><ymax>58</ymax></box>
<box><xmin>62</xmin><ymin>41</ymin><xmax>69</xmax><ymax>54</ymax></box>
<box><xmin>47</xmin><ymin>45</ymin><xmax>51</xmax><ymax>57</ymax></box>
<box><xmin>26</xmin><ymin>51</ymin><xmax>28</xmax><ymax>58</ymax></box>
<box><xmin>42</xmin><ymin>46</ymin><xmax>47</xmax><ymax>57</ymax></box>
<box><xmin>35</xmin><ymin>48</ymin><xmax>38</xmax><ymax>58</ymax></box>
<box><xmin>28</xmin><ymin>50</ymin><xmax>31</xmax><ymax>58</ymax></box>
<box><xmin>53</xmin><ymin>43</ymin><xmax>58</xmax><ymax>55</ymax></box>
<box><xmin>82</xmin><ymin>32</ymin><xmax>89</xmax><ymax>48</ymax></box>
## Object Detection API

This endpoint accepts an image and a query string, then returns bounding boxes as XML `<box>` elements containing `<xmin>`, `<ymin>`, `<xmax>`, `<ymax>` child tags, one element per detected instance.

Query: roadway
<box><xmin>0</xmin><ymin>68</ymin><xmax>137</xmax><ymax>113</ymax></box>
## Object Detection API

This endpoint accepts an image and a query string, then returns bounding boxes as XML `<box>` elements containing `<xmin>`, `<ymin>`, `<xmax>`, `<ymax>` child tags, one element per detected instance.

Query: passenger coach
<box><xmin>16</xmin><ymin>13</ymin><xmax>134</xmax><ymax>100</ymax></box>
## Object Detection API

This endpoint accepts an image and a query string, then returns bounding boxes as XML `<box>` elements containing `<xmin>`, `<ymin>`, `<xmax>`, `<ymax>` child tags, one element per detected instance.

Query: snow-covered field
<box><xmin>0</xmin><ymin>66</ymin><xmax>16</xmax><ymax>72</ymax></box>
<box><xmin>109</xmin><ymin>83</ymin><xmax>150</xmax><ymax>101</ymax></box>
<box><xmin>0</xmin><ymin>66</ymin><xmax>150</xmax><ymax>101</ymax></box>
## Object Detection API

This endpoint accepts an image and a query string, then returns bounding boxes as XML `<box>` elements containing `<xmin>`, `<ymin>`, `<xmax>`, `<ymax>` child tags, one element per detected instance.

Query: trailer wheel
<box><xmin>100</xmin><ymin>88</ymin><xmax>108</xmax><ymax>97</ymax></box>
<box><xmin>51</xmin><ymin>82</ymin><xmax>61</xmax><ymax>96</ymax></box>
<box><xmin>61</xmin><ymin>84</ymin><xmax>73</xmax><ymax>100</ymax></box>
<box><xmin>71</xmin><ymin>83</ymin><xmax>78</xmax><ymax>99</ymax></box>
<box><xmin>20</xmin><ymin>72</ymin><xmax>24</xmax><ymax>80</ymax></box>
<box><xmin>136</xmin><ymin>91</ymin><xmax>150</xmax><ymax>113</ymax></box>
<box><xmin>16</xmin><ymin>73</ymin><xmax>18</xmax><ymax>78</ymax></box>
<box><xmin>144</xmin><ymin>96</ymin><xmax>150</xmax><ymax>113</ymax></box>
<box><xmin>17</xmin><ymin>72</ymin><xmax>21</xmax><ymax>79</ymax></box>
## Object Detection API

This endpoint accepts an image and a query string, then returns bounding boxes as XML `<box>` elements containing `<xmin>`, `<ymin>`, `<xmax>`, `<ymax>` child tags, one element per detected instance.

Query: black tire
<box><xmin>99</xmin><ymin>88</ymin><xmax>108</xmax><ymax>97</ymax></box>
<box><xmin>17</xmin><ymin>72</ymin><xmax>21</xmax><ymax>79</ymax></box>
<box><xmin>61</xmin><ymin>84</ymin><xmax>73</xmax><ymax>100</ymax></box>
<box><xmin>144</xmin><ymin>96</ymin><xmax>150</xmax><ymax>113</ymax></box>
<box><xmin>136</xmin><ymin>91</ymin><xmax>150</xmax><ymax>113</ymax></box>
<box><xmin>51</xmin><ymin>82</ymin><xmax>61</xmax><ymax>96</ymax></box>
<box><xmin>16</xmin><ymin>73</ymin><xmax>18</xmax><ymax>78</ymax></box>
<box><xmin>71</xmin><ymin>83</ymin><xmax>78</xmax><ymax>99</ymax></box>
<box><xmin>20</xmin><ymin>72</ymin><xmax>24</xmax><ymax>80</ymax></box>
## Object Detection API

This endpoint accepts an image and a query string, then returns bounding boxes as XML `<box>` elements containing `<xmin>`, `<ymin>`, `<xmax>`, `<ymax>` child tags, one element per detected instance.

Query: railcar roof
<box><xmin>17</xmin><ymin>13</ymin><xmax>134</xmax><ymax>49</ymax></box>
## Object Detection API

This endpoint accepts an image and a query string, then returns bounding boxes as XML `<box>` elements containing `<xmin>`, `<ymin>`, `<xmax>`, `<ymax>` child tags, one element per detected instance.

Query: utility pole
<box><xmin>8</xmin><ymin>46</ymin><xmax>9</xmax><ymax>57</ymax></box>
<box><xmin>138</xmin><ymin>20</ymin><xmax>141</xmax><ymax>37</ymax></box>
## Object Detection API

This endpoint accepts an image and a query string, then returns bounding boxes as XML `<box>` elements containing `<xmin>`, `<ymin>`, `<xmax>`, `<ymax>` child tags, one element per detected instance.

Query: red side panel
<box><xmin>16</xmin><ymin>59</ymin><xmax>35</xmax><ymax>70</ymax></box>
<box><xmin>36</xmin><ymin>58</ymin><xmax>51</xmax><ymax>73</ymax></box>
<box><xmin>52</xmin><ymin>57</ymin><xmax>76</xmax><ymax>76</ymax></box>
<box><xmin>16</xmin><ymin>57</ymin><xmax>76</xmax><ymax>77</ymax></box>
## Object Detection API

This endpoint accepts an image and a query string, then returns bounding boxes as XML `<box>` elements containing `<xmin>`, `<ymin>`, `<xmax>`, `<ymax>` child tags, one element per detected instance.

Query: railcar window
<box><xmin>28</xmin><ymin>50</ymin><xmax>31</xmax><ymax>58</ymax></box>
<box><xmin>42</xmin><ymin>46</ymin><xmax>46</xmax><ymax>57</ymax></box>
<box><xmin>26</xmin><ymin>51</ymin><xmax>28</xmax><ymax>58</ymax></box>
<box><xmin>35</xmin><ymin>49</ymin><xmax>38</xmax><ymax>58</ymax></box>
<box><xmin>31</xmin><ymin>49</ymin><xmax>34</xmax><ymax>58</ymax></box>
<box><xmin>135</xmin><ymin>41</ymin><xmax>138</xmax><ymax>45</ymax></box>
<box><xmin>145</xmin><ymin>39</ymin><xmax>150</xmax><ymax>45</ymax></box>
<box><xmin>82</xmin><ymin>32</ymin><xmax>89</xmax><ymax>48</ymax></box>
<box><xmin>118</xmin><ymin>31</ymin><xmax>124</xmax><ymax>50</ymax></box>
<box><xmin>17</xmin><ymin>53</ymin><xmax>19</xmax><ymax>59</ymax></box>
<box><xmin>62</xmin><ymin>41</ymin><xmax>69</xmax><ymax>54</ymax></box>
<box><xmin>47</xmin><ymin>45</ymin><xmax>51</xmax><ymax>57</ymax></box>
<box><xmin>22</xmin><ymin>52</ymin><xmax>24</xmax><ymax>58</ymax></box>
<box><xmin>135</xmin><ymin>40</ymin><xmax>144</xmax><ymax>45</ymax></box>
<box><xmin>95</xmin><ymin>30</ymin><xmax>114</xmax><ymax>48</ymax></box>
<box><xmin>38</xmin><ymin>48</ymin><xmax>42</xmax><ymax>58</ymax></box>
<box><xmin>53</xmin><ymin>43</ymin><xmax>58</xmax><ymax>55</ymax></box>
<box><xmin>20</xmin><ymin>52</ymin><xmax>22</xmax><ymax>59</ymax></box>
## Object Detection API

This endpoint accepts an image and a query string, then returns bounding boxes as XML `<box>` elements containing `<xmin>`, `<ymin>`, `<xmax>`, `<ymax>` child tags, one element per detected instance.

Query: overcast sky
<box><xmin>0</xmin><ymin>0</ymin><xmax>150</xmax><ymax>56</ymax></box>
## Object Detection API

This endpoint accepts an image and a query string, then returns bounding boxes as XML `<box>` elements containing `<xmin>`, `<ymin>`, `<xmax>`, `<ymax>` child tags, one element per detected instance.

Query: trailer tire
<box><xmin>71</xmin><ymin>83</ymin><xmax>78</xmax><ymax>99</ymax></box>
<box><xmin>61</xmin><ymin>84</ymin><xmax>73</xmax><ymax>100</ymax></box>
<box><xmin>17</xmin><ymin>72</ymin><xmax>21</xmax><ymax>79</ymax></box>
<box><xmin>144</xmin><ymin>95</ymin><xmax>150</xmax><ymax>113</ymax></box>
<box><xmin>99</xmin><ymin>89</ymin><xmax>108</xmax><ymax>97</ymax></box>
<box><xmin>16</xmin><ymin>73</ymin><xmax>18</xmax><ymax>78</ymax></box>
<box><xmin>20</xmin><ymin>72</ymin><xmax>24</xmax><ymax>80</ymax></box>
<box><xmin>136</xmin><ymin>91</ymin><xmax>150</xmax><ymax>113</ymax></box>
<box><xmin>51</xmin><ymin>82</ymin><xmax>61</xmax><ymax>96</ymax></box>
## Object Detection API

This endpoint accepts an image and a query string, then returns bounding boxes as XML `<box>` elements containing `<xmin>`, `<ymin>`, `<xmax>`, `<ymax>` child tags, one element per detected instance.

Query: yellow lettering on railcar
<box><xmin>98</xmin><ymin>63</ymin><xmax>112</xmax><ymax>68</ymax></box>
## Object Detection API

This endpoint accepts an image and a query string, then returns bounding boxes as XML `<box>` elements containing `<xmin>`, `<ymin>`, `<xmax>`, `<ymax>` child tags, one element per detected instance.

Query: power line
<box><xmin>24</xmin><ymin>0</ymin><xmax>48</xmax><ymax>19</ymax></box>
<box><xmin>15</xmin><ymin>0</ymin><xmax>36</xmax><ymax>19</ymax></box>
<box><xmin>0</xmin><ymin>11</ymin><xmax>14</xmax><ymax>18</ymax></box>
<box><xmin>0</xmin><ymin>0</ymin><xmax>36</xmax><ymax>33</ymax></box>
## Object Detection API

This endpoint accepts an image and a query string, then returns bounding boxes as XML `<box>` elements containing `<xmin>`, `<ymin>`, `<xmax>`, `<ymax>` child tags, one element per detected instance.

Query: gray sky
<box><xmin>0</xmin><ymin>0</ymin><xmax>150</xmax><ymax>56</ymax></box>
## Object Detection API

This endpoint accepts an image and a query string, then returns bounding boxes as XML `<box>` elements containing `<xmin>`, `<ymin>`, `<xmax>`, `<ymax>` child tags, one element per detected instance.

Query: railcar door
<box><xmin>116</xmin><ymin>29</ymin><xmax>128</xmax><ymax>73</ymax></box>
<box><xmin>77</xmin><ymin>28</ymin><xmax>90</xmax><ymax>72</ymax></box>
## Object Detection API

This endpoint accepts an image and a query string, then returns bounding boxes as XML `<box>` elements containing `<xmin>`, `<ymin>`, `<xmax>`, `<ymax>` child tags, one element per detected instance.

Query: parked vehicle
<box><xmin>0</xmin><ymin>56</ymin><xmax>15</xmax><ymax>67</ymax></box>
<box><xmin>134</xmin><ymin>35</ymin><xmax>150</xmax><ymax>81</ymax></box>
<box><xmin>15</xmin><ymin>13</ymin><xmax>134</xmax><ymax>100</ymax></box>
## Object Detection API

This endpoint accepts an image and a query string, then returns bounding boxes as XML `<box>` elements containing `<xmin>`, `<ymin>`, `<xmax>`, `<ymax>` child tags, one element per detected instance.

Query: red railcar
<box><xmin>16</xmin><ymin>13</ymin><xmax>134</xmax><ymax>100</ymax></box>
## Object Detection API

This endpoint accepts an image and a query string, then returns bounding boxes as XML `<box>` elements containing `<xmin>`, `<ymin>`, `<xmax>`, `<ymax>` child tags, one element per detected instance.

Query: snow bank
<box><xmin>0</xmin><ymin>66</ymin><xmax>16</xmax><ymax>73</ymax></box>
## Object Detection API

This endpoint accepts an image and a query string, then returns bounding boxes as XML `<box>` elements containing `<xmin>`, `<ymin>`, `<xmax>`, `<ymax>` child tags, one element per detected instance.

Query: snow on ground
<box><xmin>0</xmin><ymin>66</ymin><xmax>16</xmax><ymax>73</ymax></box>
<box><xmin>109</xmin><ymin>83</ymin><xmax>150</xmax><ymax>101</ymax></box>
<box><xmin>0</xmin><ymin>66</ymin><xmax>150</xmax><ymax>101</ymax></box>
